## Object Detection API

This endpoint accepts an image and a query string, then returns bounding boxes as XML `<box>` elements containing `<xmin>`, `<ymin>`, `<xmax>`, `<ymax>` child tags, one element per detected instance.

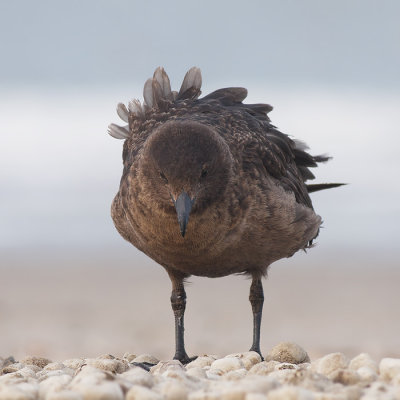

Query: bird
<box><xmin>108</xmin><ymin>66</ymin><xmax>344</xmax><ymax>364</ymax></box>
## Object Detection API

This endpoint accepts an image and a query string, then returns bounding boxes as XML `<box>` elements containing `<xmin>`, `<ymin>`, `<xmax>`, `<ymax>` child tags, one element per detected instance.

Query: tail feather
<box><xmin>306</xmin><ymin>183</ymin><xmax>346</xmax><ymax>193</ymax></box>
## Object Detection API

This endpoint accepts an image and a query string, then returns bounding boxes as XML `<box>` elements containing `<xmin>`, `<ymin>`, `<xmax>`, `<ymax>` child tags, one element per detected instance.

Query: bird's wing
<box><xmin>198</xmin><ymin>88</ymin><xmax>327</xmax><ymax>209</ymax></box>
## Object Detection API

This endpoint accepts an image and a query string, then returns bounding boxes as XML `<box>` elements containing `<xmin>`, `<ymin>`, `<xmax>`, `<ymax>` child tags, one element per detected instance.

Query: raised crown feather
<box><xmin>107</xmin><ymin>66</ymin><xmax>203</xmax><ymax>140</ymax></box>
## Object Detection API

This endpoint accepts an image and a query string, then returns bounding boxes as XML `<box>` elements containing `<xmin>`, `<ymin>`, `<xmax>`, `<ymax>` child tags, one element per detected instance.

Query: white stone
<box><xmin>150</xmin><ymin>360</ymin><xmax>185</xmax><ymax>375</ymax></box>
<box><xmin>188</xmin><ymin>390</ymin><xmax>221</xmax><ymax>400</ymax></box>
<box><xmin>0</xmin><ymin>382</ymin><xmax>38</xmax><ymax>400</ymax></box>
<box><xmin>219</xmin><ymin>387</ymin><xmax>246</xmax><ymax>400</ymax></box>
<box><xmin>126</xmin><ymin>385</ymin><xmax>162</xmax><ymax>400</ymax></box>
<box><xmin>360</xmin><ymin>381</ymin><xmax>397</xmax><ymax>400</ymax></box>
<box><xmin>349</xmin><ymin>353</ymin><xmax>378</xmax><ymax>373</ymax></box>
<box><xmin>340</xmin><ymin>386</ymin><xmax>363</xmax><ymax>400</ymax></box>
<box><xmin>391</xmin><ymin>372</ymin><xmax>400</xmax><ymax>386</ymax></box>
<box><xmin>123</xmin><ymin>353</ymin><xmax>137</xmax><ymax>363</ymax></box>
<box><xmin>17</xmin><ymin>366</ymin><xmax>38</xmax><ymax>379</ymax></box>
<box><xmin>85</xmin><ymin>358</ymin><xmax>128</xmax><ymax>374</ymax></box>
<box><xmin>44</xmin><ymin>362</ymin><xmax>67</xmax><ymax>371</ymax></box>
<box><xmin>223</xmin><ymin>368</ymin><xmax>248</xmax><ymax>381</ymax></box>
<box><xmin>357</xmin><ymin>366</ymin><xmax>378</xmax><ymax>383</ymax></box>
<box><xmin>267</xmin><ymin>386</ymin><xmax>315</xmax><ymax>400</ymax></box>
<box><xmin>1</xmin><ymin>362</ymin><xmax>25</xmax><ymax>373</ymax></box>
<box><xmin>72</xmin><ymin>381</ymin><xmax>124</xmax><ymax>400</ymax></box>
<box><xmin>38</xmin><ymin>374</ymin><xmax>72</xmax><ymax>399</ymax></box>
<box><xmin>62</xmin><ymin>359</ymin><xmax>85</xmax><ymax>370</ymax></box>
<box><xmin>157</xmin><ymin>379</ymin><xmax>189</xmax><ymax>400</ymax></box>
<box><xmin>379</xmin><ymin>358</ymin><xmax>400</xmax><ymax>382</ymax></box>
<box><xmin>70</xmin><ymin>365</ymin><xmax>110</xmax><ymax>385</ymax></box>
<box><xmin>45</xmin><ymin>391</ymin><xmax>83</xmax><ymax>400</ymax></box>
<box><xmin>266</xmin><ymin>343</ymin><xmax>310</xmax><ymax>365</ymax></box>
<box><xmin>210</xmin><ymin>357</ymin><xmax>244</xmax><ymax>374</ymax></box>
<box><xmin>224</xmin><ymin>352</ymin><xmax>262</xmax><ymax>370</ymax></box>
<box><xmin>186</xmin><ymin>367</ymin><xmax>207</xmax><ymax>379</ymax></box>
<box><xmin>21</xmin><ymin>356</ymin><xmax>51</xmax><ymax>369</ymax></box>
<box><xmin>132</xmin><ymin>354</ymin><xmax>160</xmax><ymax>365</ymax></box>
<box><xmin>329</xmin><ymin>368</ymin><xmax>360</xmax><ymax>385</ymax></box>
<box><xmin>97</xmin><ymin>354</ymin><xmax>116</xmax><ymax>360</ymax></box>
<box><xmin>186</xmin><ymin>356</ymin><xmax>217</xmax><ymax>369</ymax></box>
<box><xmin>0</xmin><ymin>371</ymin><xmax>26</xmax><ymax>385</ymax></box>
<box><xmin>275</xmin><ymin>363</ymin><xmax>298</xmax><ymax>371</ymax></box>
<box><xmin>267</xmin><ymin>369</ymin><xmax>299</xmax><ymax>385</ymax></box>
<box><xmin>245</xmin><ymin>394</ymin><xmax>268</xmax><ymax>400</ymax></box>
<box><xmin>206</xmin><ymin>370</ymin><xmax>223</xmax><ymax>380</ymax></box>
<box><xmin>311</xmin><ymin>353</ymin><xmax>348</xmax><ymax>376</ymax></box>
<box><xmin>248</xmin><ymin>361</ymin><xmax>279</xmax><ymax>376</ymax></box>
<box><xmin>162</xmin><ymin>368</ymin><xmax>189</xmax><ymax>381</ymax></box>
<box><xmin>119</xmin><ymin>367</ymin><xmax>154</xmax><ymax>388</ymax></box>
<box><xmin>239</xmin><ymin>375</ymin><xmax>280</xmax><ymax>394</ymax></box>
<box><xmin>37</xmin><ymin>369</ymin><xmax>73</xmax><ymax>382</ymax></box>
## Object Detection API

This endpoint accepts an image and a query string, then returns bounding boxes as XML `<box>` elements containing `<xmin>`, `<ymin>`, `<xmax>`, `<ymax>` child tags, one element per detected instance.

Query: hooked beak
<box><xmin>173</xmin><ymin>191</ymin><xmax>194</xmax><ymax>237</ymax></box>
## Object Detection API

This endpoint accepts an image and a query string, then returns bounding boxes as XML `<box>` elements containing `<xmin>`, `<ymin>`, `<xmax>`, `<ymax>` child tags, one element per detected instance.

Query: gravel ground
<box><xmin>1</xmin><ymin>343</ymin><xmax>400</xmax><ymax>400</ymax></box>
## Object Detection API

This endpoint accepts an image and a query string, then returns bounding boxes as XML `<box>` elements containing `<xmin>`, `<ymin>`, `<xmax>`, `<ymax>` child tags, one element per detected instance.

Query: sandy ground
<box><xmin>1</xmin><ymin>249</ymin><xmax>399</xmax><ymax>362</ymax></box>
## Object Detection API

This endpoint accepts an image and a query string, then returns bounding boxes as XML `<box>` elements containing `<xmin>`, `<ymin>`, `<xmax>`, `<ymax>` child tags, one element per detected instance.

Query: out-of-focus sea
<box><xmin>1</xmin><ymin>84</ymin><xmax>399</xmax><ymax>361</ymax></box>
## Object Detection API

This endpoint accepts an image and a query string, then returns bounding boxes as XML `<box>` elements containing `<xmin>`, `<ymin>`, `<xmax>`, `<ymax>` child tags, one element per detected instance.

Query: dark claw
<box><xmin>131</xmin><ymin>361</ymin><xmax>157</xmax><ymax>371</ymax></box>
<box><xmin>173</xmin><ymin>354</ymin><xmax>198</xmax><ymax>365</ymax></box>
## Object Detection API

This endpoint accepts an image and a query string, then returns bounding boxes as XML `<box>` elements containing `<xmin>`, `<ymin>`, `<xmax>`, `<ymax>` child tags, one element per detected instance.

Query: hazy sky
<box><xmin>1</xmin><ymin>1</ymin><xmax>399</xmax><ymax>257</ymax></box>
<box><xmin>1</xmin><ymin>0</ymin><xmax>399</xmax><ymax>88</ymax></box>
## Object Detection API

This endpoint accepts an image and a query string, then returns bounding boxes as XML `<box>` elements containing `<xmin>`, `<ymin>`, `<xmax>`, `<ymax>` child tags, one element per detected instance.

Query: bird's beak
<box><xmin>173</xmin><ymin>192</ymin><xmax>194</xmax><ymax>237</ymax></box>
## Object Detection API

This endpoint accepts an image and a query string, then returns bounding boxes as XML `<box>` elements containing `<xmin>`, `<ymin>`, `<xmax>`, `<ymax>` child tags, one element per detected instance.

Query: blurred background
<box><xmin>1</xmin><ymin>0</ymin><xmax>399</xmax><ymax>362</ymax></box>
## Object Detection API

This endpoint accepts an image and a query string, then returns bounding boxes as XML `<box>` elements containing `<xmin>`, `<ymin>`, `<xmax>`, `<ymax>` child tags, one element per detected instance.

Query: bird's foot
<box><xmin>249</xmin><ymin>346</ymin><xmax>264</xmax><ymax>361</ymax></box>
<box><xmin>173</xmin><ymin>352</ymin><xmax>197</xmax><ymax>365</ymax></box>
<box><xmin>131</xmin><ymin>361</ymin><xmax>156</xmax><ymax>371</ymax></box>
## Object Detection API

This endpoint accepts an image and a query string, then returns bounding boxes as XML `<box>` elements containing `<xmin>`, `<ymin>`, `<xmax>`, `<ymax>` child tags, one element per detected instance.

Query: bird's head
<box><xmin>139</xmin><ymin>120</ymin><xmax>232</xmax><ymax>237</ymax></box>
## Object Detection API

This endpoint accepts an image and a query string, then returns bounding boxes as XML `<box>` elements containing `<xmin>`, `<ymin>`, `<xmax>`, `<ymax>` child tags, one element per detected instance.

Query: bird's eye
<box><xmin>200</xmin><ymin>168</ymin><xmax>208</xmax><ymax>179</ymax></box>
<box><xmin>160</xmin><ymin>172</ymin><xmax>168</xmax><ymax>183</ymax></box>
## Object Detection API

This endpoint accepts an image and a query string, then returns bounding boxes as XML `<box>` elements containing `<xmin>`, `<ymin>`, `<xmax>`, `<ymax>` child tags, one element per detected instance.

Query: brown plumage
<box><xmin>109</xmin><ymin>67</ymin><xmax>344</xmax><ymax>364</ymax></box>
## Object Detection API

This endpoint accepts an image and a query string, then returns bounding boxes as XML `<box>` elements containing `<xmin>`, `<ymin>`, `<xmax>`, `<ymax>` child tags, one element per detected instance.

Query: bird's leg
<box><xmin>169</xmin><ymin>272</ymin><xmax>192</xmax><ymax>364</ymax></box>
<box><xmin>249</xmin><ymin>276</ymin><xmax>264</xmax><ymax>358</ymax></box>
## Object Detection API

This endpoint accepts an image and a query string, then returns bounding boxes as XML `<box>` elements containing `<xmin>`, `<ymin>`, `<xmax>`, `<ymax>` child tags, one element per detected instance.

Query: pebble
<box><xmin>1</xmin><ymin>347</ymin><xmax>399</xmax><ymax>400</ymax></box>
<box><xmin>349</xmin><ymin>353</ymin><xmax>378</xmax><ymax>373</ymax></box>
<box><xmin>126</xmin><ymin>385</ymin><xmax>162</xmax><ymax>400</ymax></box>
<box><xmin>21</xmin><ymin>356</ymin><xmax>52</xmax><ymax>369</ymax></box>
<box><xmin>223</xmin><ymin>368</ymin><xmax>248</xmax><ymax>381</ymax></box>
<box><xmin>186</xmin><ymin>356</ymin><xmax>217</xmax><ymax>369</ymax></box>
<box><xmin>84</xmin><ymin>357</ymin><xmax>129</xmax><ymax>374</ymax></box>
<box><xmin>186</xmin><ymin>367</ymin><xmax>207</xmax><ymax>379</ymax></box>
<box><xmin>123</xmin><ymin>353</ymin><xmax>137</xmax><ymax>363</ymax></box>
<box><xmin>150</xmin><ymin>360</ymin><xmax>185</xmax><ymax>376</ymax></box>
<box><xmin>267</xmin><ymin>386</ymin><xmax>315</xmax><ymax>400</ymax></box>
<box><xmin>248</xmin><ymin>361</ymin><xmax>279</xmax><ymax>375</ymax></box>
<box><xmin>157</xmin><ymin>379</ymin><xmax>189</xmax><ymax>399</ymax></box>
<box><xmin>132</xmin><ymin>354</ymin><xmax>160</xmax><ymax>365</ymax></box>
<box><xmin>0</xmin><ymin>356</ymin><xmax>15</xmax><ymax>369</ymax></box>
<box><xmin>38</xmin><ymin>374</ymin><xmax>72</xmax><ymax>398</ymax></box>
<box><xmin>224</xmin><ymin>352</ymin><xmax>262</xmax><ymax>370</ymax></box>
<box><xmin>0</xmin><ymin>382</ymin><xmax>38</xmax><ymax>400</ymax></box>
<box><xmin>379</xmin><ymin>358</ymin><xmax>400</xmax><ymax>382</ymax></box>
<box><xmin>119</xmin><ymin>366</ymin><xmax>154</xmax><ymax>388</ymax></box>
<box><xmin>62</xmin><ymin>359</ymin><xmax>86</xmax><ymax>370</ymax></box>
<box><xmin>266</xmin><ymin>342</ymin><xmax>310</xmax><ymax>364</ymax></box>
<box><xmin>356</xmin><ymin>366</ymin><xmax>378</xmax><ymax>383</ymax></box>
<box><xmin>44</xmin><ymin>391</ymin><xmax>83</xmax><ymax>400</ymax></box>
<box><xmin>210</xmin><ymin>357</ymin><xmax>245</xmax><ymax>374</ymax></box>
<box><xmin>311</xmin><ymin>353</ymin><xmax>349</xmax><ymax>376</ymax></box>
<box><xmin>329</xmin><ymin>368</ymin><xmax>360</xmax><ymax>385</ymax></box>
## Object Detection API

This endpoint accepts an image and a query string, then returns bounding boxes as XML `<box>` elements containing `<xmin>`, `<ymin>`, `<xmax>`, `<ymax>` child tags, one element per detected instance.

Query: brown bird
<box><xmin>108</xmin><ymin>67</ymin><xmax>343</xmax><ymax>364</ymax></box>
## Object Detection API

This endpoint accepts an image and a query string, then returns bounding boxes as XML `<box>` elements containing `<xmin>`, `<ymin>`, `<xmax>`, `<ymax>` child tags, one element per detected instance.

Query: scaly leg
<box><xmin>168</xmin><ymin>271</ymin><xmax>192</xmax><ymax>364</ymax></box>
<box><xmin>249</xmin><ymin>276</ymin><xmax>264</xmax><ymax>358</ymax></box>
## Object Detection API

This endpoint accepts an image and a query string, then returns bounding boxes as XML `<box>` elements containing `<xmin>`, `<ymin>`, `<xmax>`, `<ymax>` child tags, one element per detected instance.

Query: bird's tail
<box><xmin>306</xmin><ymin>183</ymin><xmax>346</xmax><ymax>193</ymax></box>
